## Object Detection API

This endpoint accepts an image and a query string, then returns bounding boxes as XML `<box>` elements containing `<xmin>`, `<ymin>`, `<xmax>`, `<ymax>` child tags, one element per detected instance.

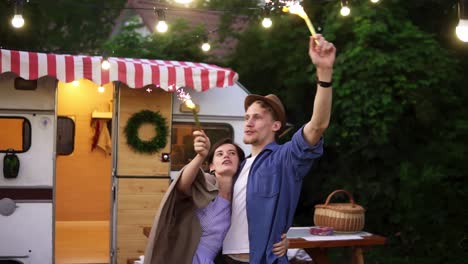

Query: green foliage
<box><xmin>230</xmin><ymin>0</ymin><xmax>468</xmax><ymax>263</ymax></box>
<box><xmin>0</xmin><ymin>0</ymin><xmax>125</xmax><ymax>53</ymax></box>
<box><xmin>228</xmin><ymin>14</ymin><xmax>317</xmax><ymax>125</ymax></box>
<box><xmin>315</xmin><ymin>1</ymin><xmax>467</xmax><ymax>263</ymax></box>
<box><xmin>323</xmin><ymin>2</ymin><xmax>461</xmax><ymax>148</ymax></box>
<box><xmin>103</xmin><ymin>18</ymin><xmax>210</xmax><ymax>62</ymax></box>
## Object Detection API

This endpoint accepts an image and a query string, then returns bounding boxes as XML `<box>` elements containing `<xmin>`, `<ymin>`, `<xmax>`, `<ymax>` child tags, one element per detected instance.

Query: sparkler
<box><xmin>176</xmin><ymin>88</ymin><xmax>201</xmax><ymax>130</ymax></box>
<box><xmin>282</xmin><ymin>1</ymin><xmax>319</xmax><ymax>44</ymax></box>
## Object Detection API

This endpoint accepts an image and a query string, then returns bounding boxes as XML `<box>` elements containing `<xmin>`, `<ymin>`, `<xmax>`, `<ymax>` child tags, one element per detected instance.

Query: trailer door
<box><xmin>111</xmin><ymin>83</ymin><xmax>172</xmax><ymax>264</ymax></box>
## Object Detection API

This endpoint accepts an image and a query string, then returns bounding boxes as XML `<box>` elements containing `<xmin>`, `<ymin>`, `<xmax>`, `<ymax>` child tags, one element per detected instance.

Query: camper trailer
<box><xmin>0</xmin><ymin>49</ymin><xmax>248</xmax><ymax>264</ymax></box>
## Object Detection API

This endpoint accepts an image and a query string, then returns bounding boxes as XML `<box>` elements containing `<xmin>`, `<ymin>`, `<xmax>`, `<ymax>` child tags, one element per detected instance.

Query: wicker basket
<box><xmin>313</xmin><ymin>189</ymin><xmax>365</xmax><ymax>232</ymax></box>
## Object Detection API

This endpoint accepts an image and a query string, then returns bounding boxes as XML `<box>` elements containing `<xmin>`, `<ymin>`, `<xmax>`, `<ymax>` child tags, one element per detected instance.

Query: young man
<box><xmin>222</xmin><ymin>34</ymin><xmax>336</xmax><ymax>264</ymax></box>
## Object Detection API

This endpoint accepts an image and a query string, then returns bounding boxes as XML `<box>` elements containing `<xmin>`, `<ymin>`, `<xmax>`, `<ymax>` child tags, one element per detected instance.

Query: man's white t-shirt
<box><xmin>222</xmin><ymin>155</ymin><xmax>256</xmax><ymax>254</ymax></box>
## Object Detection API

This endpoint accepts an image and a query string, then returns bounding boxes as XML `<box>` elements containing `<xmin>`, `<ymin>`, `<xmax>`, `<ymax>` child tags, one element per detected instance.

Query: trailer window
<box><xmin>0</xmin><ymin>117</ymin><xmax>31</xmax><ymax>153</ymax></box>
<box><xmin>57</xmin><ymin>116</ymin><xmax>75</xmax><ymax>155</ymax></box>
<box><xmin>171</xmin><ymin>123</ymin><xmax>234</xmax><ymax>171</ymax></box>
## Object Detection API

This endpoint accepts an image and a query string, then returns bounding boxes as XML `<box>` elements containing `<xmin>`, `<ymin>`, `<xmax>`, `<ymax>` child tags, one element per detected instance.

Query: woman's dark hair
<box><xmin>206</xmin><ymin>138</ymin><xmax>245</xmax><ymax>165</ymax></box>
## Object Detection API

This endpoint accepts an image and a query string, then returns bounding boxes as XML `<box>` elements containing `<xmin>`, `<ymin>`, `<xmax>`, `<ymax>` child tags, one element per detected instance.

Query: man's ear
<box><xmin>272</xmin><ymin>121</ymin><xmax>282</xmax><ymax>132</ymax></box>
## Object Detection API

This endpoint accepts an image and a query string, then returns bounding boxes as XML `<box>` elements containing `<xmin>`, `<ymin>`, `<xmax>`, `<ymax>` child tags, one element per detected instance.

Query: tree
<box><xmin>319</xmin><ymin>2</ymin><xmax>467</xmax><ymax>263</ymax></box>
<box><xmin>102</xmin><ymin>17</ymin><xmax>210</xmax><ymax>62</ymax></box>
<box><xmin>0</xmin><ymin>0</ymin><xmax>125</xmax><ymax>53</ymax></box>
<box><xmin>229</xmin><ymin>0</ymin><xmax>468</xmax><ymax>263</ymax></box>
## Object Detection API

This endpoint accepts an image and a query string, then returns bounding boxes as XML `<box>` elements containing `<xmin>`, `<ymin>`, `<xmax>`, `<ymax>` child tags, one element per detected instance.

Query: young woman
<box><xmin>144</xmin><ymin>130</ymin><xmax>287</xmax><ymax>264</ymax></box>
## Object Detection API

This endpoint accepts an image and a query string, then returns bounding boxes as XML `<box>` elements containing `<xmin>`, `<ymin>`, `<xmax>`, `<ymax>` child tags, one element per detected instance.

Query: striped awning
<box><xmin>0</xmin><ymin>49</ymin><xmax>238</xmax><ymax>91</ymax></box>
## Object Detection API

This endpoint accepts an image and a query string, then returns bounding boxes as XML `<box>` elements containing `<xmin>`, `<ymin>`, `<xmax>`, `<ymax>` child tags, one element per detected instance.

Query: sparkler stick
<box><xmin>282</xmin><ymin>2</ymin><xmax>320</xmax><ymax>45</ymax></box>
<box><xmin>176</xmin><ymin>88</ymin><xmax>201</xmax><ymax>130</ymax></box>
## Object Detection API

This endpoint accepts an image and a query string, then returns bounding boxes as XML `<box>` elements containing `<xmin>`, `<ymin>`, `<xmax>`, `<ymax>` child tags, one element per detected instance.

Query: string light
<box><xmin>201</xmin><ymin>35</ymin><xmax>211</xmax><ymax>52</ymax></box>
<box><xmin>11</xmin><ymin>0</ymin><xmax>25</xmax><ymax>29</ymax></box>
<box><xmin>262</xmin><ymin>17</ymin><xmax>273</xmax><ymax>28</ymax></box>
<box><xmin>456</xmin><ymin>0</ymin><xmax>468</xmax><ymax>42</ymax></box>
<box><xmin>340</xmin><ymin>0</ymin><xmax>351</xmax><ymax>16</ymax></box>
<box><xmin>6</xmin><ymin>0</ymin><xmax>431</xmax><ymax>56</ymax></box>
<box><xmin>155</xmin><ymin>8</ymin><xmax>168</xmax><ymax>33</ymax></box>
<box><xmin>101</xmin><ymin>58</ymin><xmax>111</xmax><ymax>70</ymax></box>
<box><xmin>261</xmin><ymin>1</ymin><xmax>273</xmax><ymax>29</ymax></box>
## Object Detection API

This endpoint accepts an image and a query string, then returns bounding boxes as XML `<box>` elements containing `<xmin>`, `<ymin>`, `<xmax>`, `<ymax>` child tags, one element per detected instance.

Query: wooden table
<box><xmin>288</xmin><ymin>227</ymin><xmax>386</xmax><ymax>264</ymax></box>
<box><xmin>142</xmin><ymin>227</ymin><xmax>386</xmax><ymax>264</ymax></box>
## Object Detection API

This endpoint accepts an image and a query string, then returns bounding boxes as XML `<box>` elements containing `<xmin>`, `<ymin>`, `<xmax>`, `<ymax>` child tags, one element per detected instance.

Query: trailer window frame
<box><xmin>170</xmin><ymin>122</ymin><xmax>234</xmax><ymax>172</ymax></box>
<box><xmin>0</xmin><ymin>116</ymin><xmax>32</xmax><ymax>153</ymax></box>
<box><xmin>56</xmin><ymin>116</ymin><xmax>76</xmax><ymax>156</ymax></box>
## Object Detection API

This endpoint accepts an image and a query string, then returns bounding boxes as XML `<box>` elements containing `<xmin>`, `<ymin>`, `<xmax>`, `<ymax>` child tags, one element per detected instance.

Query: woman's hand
<box><xmin>272</xmin><ymin>233</ymin><xmax>289</xmax><ymax>257</ymax></box>
<box><xmin>176</xmin><ymin>130</ymin><xmax>210</xmax><ymax>196</ymax></box>
<box><xmin>193</xmin><ymin>130</ymin><xmax>210</xmax><ymax>158</ymax></box>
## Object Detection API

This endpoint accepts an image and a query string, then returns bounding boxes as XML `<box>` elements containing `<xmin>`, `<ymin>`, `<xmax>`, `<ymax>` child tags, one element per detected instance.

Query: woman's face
<box><xmin>209</xmin><ymin>143</ymin><xmax>240</xmax><ymax>177</ymax></box>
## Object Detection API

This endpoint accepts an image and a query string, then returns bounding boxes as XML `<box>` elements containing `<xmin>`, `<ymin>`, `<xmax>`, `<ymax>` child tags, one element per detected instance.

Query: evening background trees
<box><xmin>1</xmin><ymin>0</ymin><xmax>466</xmax><ymax>263</ymax></box>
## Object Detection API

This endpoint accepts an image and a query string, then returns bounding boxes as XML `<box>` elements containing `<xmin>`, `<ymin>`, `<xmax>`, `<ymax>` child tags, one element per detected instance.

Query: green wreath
<box><xmin>124</xmin><ymin>110</ymin><xmax>168</xmax><ymax>154</ymax></box>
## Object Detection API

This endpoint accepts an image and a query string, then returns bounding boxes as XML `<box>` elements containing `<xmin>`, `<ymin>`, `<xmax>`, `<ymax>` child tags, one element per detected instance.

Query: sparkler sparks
<box><xmin>281</xmin><ymin>0</ymin><xmax>319</xmax><ymax>43</ymax></box>
<box><xmin>176</xmin><ymin>87</ymin><xmax>201</xmax><ymax>130</ymax></box>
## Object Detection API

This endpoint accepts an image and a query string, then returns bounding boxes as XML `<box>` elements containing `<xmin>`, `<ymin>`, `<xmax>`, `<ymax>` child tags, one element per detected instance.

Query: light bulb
<box><xmin>262</xmin><ymin>17</ymin><xmax>272</xmax><ymax>28</ymax></box>
<box><xmin>370</xmin><ymin>0</ymin><xmax>380</xmax><ymax>3</ymax></box>
<box><xmin>340</xmin><ymin>6</ymin><xmax>351</xmax><ymax>16</ymax></box>
<box><xmin>201</xmin><ymin>42</ymin><xmax>211</xmax><ymax>52</ymax></box>
<box><xmin>101</xmin><ymin>59</ymin><xmax>110</xmax><ymax>70</ymax></box>
<box><xmin>72</xmin><ymin>80</ymin><xmax>79</xmax><ymax>87</ymax></box>
<box><xmin>98</xmin><ymin>86</ymin><xmax>105</xmax><ymax>93</ymax></box>
<box><xmin>156</xmin><ymin>21</ymin><xmax>168</xmax><ymax>33</ymax></box>
<box><xmin>11</xmin><ymin>14</ymin><xmax>25</xmax><ymax>28</ymax></box>
<box><xmin>456</xmin><ymin>19</ymin><xmax>468</xmax><ymax>42</ymax></box>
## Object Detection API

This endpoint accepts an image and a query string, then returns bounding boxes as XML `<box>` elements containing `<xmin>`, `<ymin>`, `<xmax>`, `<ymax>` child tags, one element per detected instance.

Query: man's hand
<box><xmin>309</xmin><ymin>34</ymin><xmax>336</xmax><ymax>81</ymax></box>
<box><xmin>272</xmin><ymin>233</ymin><xmax>289</xmax><ymax>257</ymax></box>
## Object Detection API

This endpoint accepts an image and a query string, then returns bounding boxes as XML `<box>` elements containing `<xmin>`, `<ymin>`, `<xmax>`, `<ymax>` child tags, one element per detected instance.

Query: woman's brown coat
<box><xmin>144</xmin><ymin>168</ymin><xmax>219</xmax><ymax>264</ymax></box>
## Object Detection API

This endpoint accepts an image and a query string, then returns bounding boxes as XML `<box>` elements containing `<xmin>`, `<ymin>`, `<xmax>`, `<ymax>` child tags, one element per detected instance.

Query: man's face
<box><xmin>243</xmin><ymin>102</ymin><xmax>280</xmax><ymax>146</ymax></box>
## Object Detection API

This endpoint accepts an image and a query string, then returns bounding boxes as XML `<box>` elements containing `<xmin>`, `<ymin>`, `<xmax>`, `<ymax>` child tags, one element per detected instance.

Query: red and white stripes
<box><xmin>0</xmin><ymin>49</ymin><xmax>238</xmax><ymax>91</ymax></box>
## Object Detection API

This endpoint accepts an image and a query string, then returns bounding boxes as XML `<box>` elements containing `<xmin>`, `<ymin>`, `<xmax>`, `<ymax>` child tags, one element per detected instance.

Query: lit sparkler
<box><xmin>176</xmin><ymin>88</ymin><xmax>201</xmax><ymax>130</ymax></box>
<box><xmin>282</xmin><ymin>1</ymin><xmax>319</xmax><ymax>44</ymax></box>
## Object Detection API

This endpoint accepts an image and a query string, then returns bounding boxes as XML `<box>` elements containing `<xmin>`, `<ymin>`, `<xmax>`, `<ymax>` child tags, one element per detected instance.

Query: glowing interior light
<box><xmin>11</xmin><ymin>14</ymin><xmax>25</xmax><ymax>28</ymax></box>
<box><xmin>156</xmin><ymin>21</ymin><xmax>168</xmax><ymax>33</ymax></box>
<box><xmin>72</xmin><ymin>80</ymin><xmax>79</xmax><ymax>87</ymax></box>
<box><xmin>98</xmin><ymin>86</ymin><xmax>105</xmax><ymax>93</ymax></box>
<box><xmin>262</xmin><ymin>17</ymin><xmax>272</xmax><ymax>28</ymax></box>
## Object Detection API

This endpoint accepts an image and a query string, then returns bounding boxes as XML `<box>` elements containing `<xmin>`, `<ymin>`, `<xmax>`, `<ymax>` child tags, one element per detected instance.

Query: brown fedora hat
<box><xmin>244</xmin><ymin>94</ymin><xmax>286</xmax><ymax>131</ymax></box>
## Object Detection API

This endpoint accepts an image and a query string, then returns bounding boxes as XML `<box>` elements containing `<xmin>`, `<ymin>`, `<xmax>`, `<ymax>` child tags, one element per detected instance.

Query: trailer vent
<box><xmin>14</xmin><ymin>77</ymin><xmax>37</xmax><ymax>91</ymax></box>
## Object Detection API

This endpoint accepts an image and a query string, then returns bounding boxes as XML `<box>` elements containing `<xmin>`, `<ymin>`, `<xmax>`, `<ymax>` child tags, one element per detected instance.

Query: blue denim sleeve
<box><xmin>288</xmin><ymin>125</ymin><xmax>324</xmax><ymax>181</ymax></box>
<box><xmin>291</xmin><ymin>125</ymin><xmax>324</xmax><ymax>159</ymax></box>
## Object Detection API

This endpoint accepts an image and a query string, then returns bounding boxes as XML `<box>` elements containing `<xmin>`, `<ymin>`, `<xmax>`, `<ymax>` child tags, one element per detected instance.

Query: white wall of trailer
<box><xmin>0</xmin><ymin>74</ymin><xmax>55</xmax><ymax>264</ymax></box>
<box><xmin>0</xmin><ymin>112</ymin><xmax>55</xmax><ymax>187</ymax></box>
